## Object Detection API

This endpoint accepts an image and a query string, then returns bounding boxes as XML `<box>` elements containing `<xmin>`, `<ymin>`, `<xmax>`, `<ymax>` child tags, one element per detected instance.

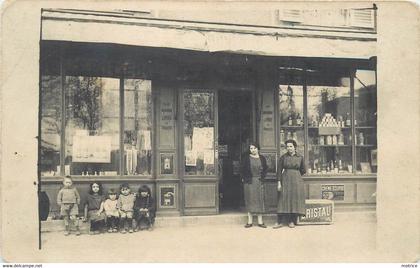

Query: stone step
<box><xmin>41</xmin><ymin>210</ymin><xmax>376</xmax><ymax>233</ymax></box>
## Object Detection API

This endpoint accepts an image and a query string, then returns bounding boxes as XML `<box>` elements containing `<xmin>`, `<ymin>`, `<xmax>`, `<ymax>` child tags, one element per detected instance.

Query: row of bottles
<box><xmin>282</xmin><ymin>131</ymin><xmax>368</xmax><ymax>145</ymax></box>
<box><xmin>313</xmin><ymin>132</ymin><xmax>368</xmax><ymax>146</ymax></box>
<box><xmin>287</xmin><ymin>113</ymin><xmax>304</xmax><ymax>126</ymax></box>
<box><xmin>307</xmin><ymin>158</ymin><xmax>352</xmax><ymax>174</ymax></box>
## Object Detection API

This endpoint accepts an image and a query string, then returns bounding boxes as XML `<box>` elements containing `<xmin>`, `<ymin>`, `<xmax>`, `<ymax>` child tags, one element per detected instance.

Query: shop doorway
<box><xmin>218</xmin><ymin>90</ymin><xmax>253</xmax><ymax>211</ymax></box>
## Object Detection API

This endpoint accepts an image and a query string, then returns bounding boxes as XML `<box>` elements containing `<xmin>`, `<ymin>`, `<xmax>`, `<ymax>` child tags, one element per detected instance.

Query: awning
<box><xmin>41</xmin><ymin>9</ymin><xmax>376</xmax><ymax>59</ymax></box>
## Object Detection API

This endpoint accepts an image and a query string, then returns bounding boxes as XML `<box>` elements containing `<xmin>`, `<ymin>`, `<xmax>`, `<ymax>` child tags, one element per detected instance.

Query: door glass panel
<box><xmin>183</xmin><ymin>90</ymin><xmax>215</xmax><ymax>175</ymax></box>
<box><xmin>124</xmin><ymin>79</ymin><xmax>153</xmax><ymax>175</ymax></box>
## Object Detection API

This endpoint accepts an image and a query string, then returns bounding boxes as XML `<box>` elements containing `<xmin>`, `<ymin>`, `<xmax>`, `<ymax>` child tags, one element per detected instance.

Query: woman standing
<box><xmin>241</xmin><ymin>142</ymin><xmax>268</xmax><ymax>228</ymax></box>
<box><xmin>273</xmin><ymin>139</ymin><xmax>306</xmax><ymax>228</ymax></box>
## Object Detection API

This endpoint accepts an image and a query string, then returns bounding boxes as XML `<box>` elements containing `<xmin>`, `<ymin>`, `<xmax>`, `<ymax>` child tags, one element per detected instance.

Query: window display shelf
<box><xmin>309</xmin><ymin>145</ymin><xmax>351</xmax><ymax>147</ymax></box>
<box><xmin>356</xmin><ymin>145</ymin><xmax>376</xmax><ymax>147</ymax></box>
<box><xmin>355</xmin><ymin>126</ymin><xmax>376</xmax><ymax>129</ymax></box>
<box><xmin>280</xmin><ymin>125</ymin><xmax>304</xmax><ymax>129</ymax></box>
<box><xmin>308</xmin><ymin>127</ymin><xmax>351</xmax><ymax>130</ymax></box>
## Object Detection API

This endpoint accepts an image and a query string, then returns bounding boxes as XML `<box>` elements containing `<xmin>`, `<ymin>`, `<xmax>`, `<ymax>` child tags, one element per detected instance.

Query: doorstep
<box><xmin>40</xmin><ymin>210</ymin><xmax>376</xmax><ymax>233</ymax></box>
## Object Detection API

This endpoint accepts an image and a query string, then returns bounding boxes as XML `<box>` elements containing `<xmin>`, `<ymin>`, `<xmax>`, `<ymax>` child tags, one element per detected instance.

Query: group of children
<box><xmin>56</xmin><ymin>176</ymin><xmax>156</xmax><ymax>236</ymax></box>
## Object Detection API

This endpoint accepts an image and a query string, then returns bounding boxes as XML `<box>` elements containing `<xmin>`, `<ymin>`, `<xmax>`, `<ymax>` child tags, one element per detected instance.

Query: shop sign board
<box><xmin>321</xmin><ymin>184</ymin><xmax>345</xmax><ymax>200</ymax></box>
<box><xmin>298</xmin><ymin>199</ymin><xmax>334</xmax><ymax>225</ymax></box>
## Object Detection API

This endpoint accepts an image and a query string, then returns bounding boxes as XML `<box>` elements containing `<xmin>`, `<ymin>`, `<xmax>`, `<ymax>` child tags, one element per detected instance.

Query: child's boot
<box><xmin>120</xmin><ymin>218</ymin><xmax>126</xmax><ymax>233</ymax></box>
<box><xmin>74</xmin><ymin>218</ymin><xmax>81</xmax><ymax>236</ymax></box>
<box><xmin>132</xmin><ymin>219</ymin><xmax>137</xmax><ymax>232</ymax></box>
<box><xmin>126</xmin><ymin>218</ymin><xmax>133</xmax><ymax>233</ymax></box>
<box><xmin>64</xmin><ymin>224</ymin><xmax>70</xmax><ymax>236</ymax></box>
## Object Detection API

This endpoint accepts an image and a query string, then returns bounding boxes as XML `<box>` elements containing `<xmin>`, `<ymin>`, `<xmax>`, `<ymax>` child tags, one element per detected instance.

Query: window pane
<box><xmin>65</xmin><ymin>77</ymin><xmax>120</xmax><ymax>176</ymax></box>
<box><xmin>355</xmin><ymin>70</ymin><xmax>377</xmax><ymax>173</ymax></box>
<box><xmin>40</xmin><ymin>75</ymin><xmax>61</xmax><ymax>176</ymax></box>
<box><xmin>307</xmin><ymin>79</ymin><xmax>352</xmax><ymax>175</ymax></box>
<box><xmin>278</xmin><ymin>85</ymin><xmax>305</xmax><ymax>156</ymax></box>
<box><xmin>124</xmin><ymin>79</ymin><xmax>152</xmax><ymax>175</ymax></box>
<box><xmin>184</xmin><ymin>90</ymin><xmax>215</xmax><ymax>175</ymax></box>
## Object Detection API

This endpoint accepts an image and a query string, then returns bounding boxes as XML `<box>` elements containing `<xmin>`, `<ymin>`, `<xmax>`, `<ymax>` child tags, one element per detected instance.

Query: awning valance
<box><xmin>42</xmin><ymin>9</ymin><xmax>376</xmax><ymax>59</ymax></box>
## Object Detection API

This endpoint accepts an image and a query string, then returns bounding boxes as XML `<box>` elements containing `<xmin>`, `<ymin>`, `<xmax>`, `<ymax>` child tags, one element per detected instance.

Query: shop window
<box><xmin>183</xmin><ymin>90</ymin><xmax>215</xmax><ymax>175</ymax></box>
<box><xmin>354</xmin><ymin>70</ymin><xmax>377</xmax><ymax>174</ymax></box>
<box><xmin>278</xmin><ymin>85</ymin><xmax>305</xmax><ymax>156</ymax></box>
<box><xmin>307</xmin><ymin>79</ymin><xmax>352</xmax><ymax>175</ymax></box>
<box><xmin>40</xmin><ymin>75</ymin><xmax>61</xmax><ymax>176</ymax></box>
<box><xmin>65</xmin><ymin>77</ymin><xmax>120</xmax><ymax>176</ymax></box>
<box><xmin>124</xmin><ymin>79</ymin><xmax>153</xmax><ymax>175</ymax></box>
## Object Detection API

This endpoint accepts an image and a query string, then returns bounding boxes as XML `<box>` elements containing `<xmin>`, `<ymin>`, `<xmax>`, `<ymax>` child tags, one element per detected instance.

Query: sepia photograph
<box><xmin>0</xmin><ymin>0</ymin><xmax>419</xmax><ymax>264</ymax></box>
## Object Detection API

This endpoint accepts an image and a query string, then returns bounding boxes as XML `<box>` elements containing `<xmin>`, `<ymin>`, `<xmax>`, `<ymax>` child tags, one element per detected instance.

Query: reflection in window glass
<box><xmin>183</xmin><ymin>91</ymin><xmax>215</xmax><ymax>175</ymax></box>
<box><xmin>307</xmin><ymin>81</ymin><xmax>353</xmax><ymax>175</ymax></box>
<box><xmin>355</xmin><ymin>70</ymin><xmax>377</xmax><ymax>173</ymax></box>
<box><xmin>65</xmin><ymin>77</ymin><xmax>120</xmax><ymax>176</ymax></box>
<box><xmin>124</xmin><ymin>79</ymin><xmax>152</xmax><ymax>175</ymax></box>
<box><xmin>40</xmin><ymin>76</ymin><xmax>61</xmax><ymax>176</ymax></box>
<box><xmin>278</xmin><ymin>85</ymin><xmax>304</xmax><ymax>157</ymax></box>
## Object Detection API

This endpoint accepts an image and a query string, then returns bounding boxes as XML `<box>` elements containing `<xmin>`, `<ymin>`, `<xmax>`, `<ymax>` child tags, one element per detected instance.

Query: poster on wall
<box><xmin>203</xmin><ymin>150</ymin><xmax>214</xmax><ymax>165</ymax></box>
<box><xmin>159</xmin><ymin>186</ymin><xmax>176</xmax><ymax>208</ymax></box>
<box><xmin>185</xmin><ymin>150</ymin><xmax>197</xmax><ymax>166</ymax></box>
<box><xmin>160</xmin><ymin>153</ymin><xmax>174</xmax><ymax>175</ymax></box>
<box><xmin>192</xmin><ymin>127</ymin><xmax>214</xmax><ymax>150</ymax></box>
<box><xmin>72</xmin><ymin>135</ymin><xmax>111</xmax><ymax>163</ymax></box>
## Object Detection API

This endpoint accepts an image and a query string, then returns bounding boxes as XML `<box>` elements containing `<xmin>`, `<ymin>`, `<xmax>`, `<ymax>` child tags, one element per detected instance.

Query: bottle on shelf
<box><xmin>280</xmin><ymin>129</ymin><xmax>285</xmax><ymax>144</ymax></box>
<box><xmin>287</xmin><ymin>131</ymin><xmax>292</xmax><ymax>140</ymax></box>
<box><xmin>358</xmin><ymin>132</ymin><xmax>364</xmax><ymax>145</ymax></box>
<box><xmin>288</xmin><ymin>115</ymin><xmax>293</xmax><ymax>126</ymax></box>
<box><xmin>345</xmin><ymin>112</ymin><xmax>351</xmax><ymax>127</ymax></box>
<box><xmin>338</xmin><ymin>133</ymin><xmax>344</xmax><ymax>145</ymax></box>
<box><xmin>332</xmin><ymin>135</ymin><xmax>337</xmax><ymax>145</ymax></box>
<box><xmin>296</xmin><ymin>113</ymin><xmax>302</xmax><ymax>126</ymax></box>
<box><xmin>319</xmin><ymin>135</ymin><xmax>325</xmax><ymax>145</ymax></box>
<box><xmin>326</xmin><ymin>135</ymin><xmax>332</xmax><ymax>145</ymax></box>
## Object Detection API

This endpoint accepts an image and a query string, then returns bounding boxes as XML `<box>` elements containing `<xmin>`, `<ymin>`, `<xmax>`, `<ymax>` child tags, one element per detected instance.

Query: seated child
<box><xmin>56</xmin><ymin>176</ymin><xmax>81</xmax><ymax>236</ymax></box>
<box><xmin>134</xmin><ymin>185</ymin><xmax>156</xmax><ymax>231</ymax></box>
<box><xmin>117</xmin><ymin>183</ymin><xmax>136</xmax><ymax>233</ymax></box>
<box><xmin>83</xmin><ymin>182</ymin><xmax>106</xmax><ymax>235</ymax></box>
<box><xmin>99</xmin><ymin>188</ymin><xmax>119</xmax><ymax>233</ymax></box>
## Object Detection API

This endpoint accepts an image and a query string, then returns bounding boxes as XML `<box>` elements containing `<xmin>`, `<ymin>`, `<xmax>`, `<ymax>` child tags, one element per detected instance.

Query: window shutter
<box><xmin>279</xmin><ymin>9</ymin><xmax>303</xmax><ymax>23</ymax></box>
<box><xmin>349</xmin><ymin>9</ymin><xmax>375</xmax><ymax>28</ymax></box>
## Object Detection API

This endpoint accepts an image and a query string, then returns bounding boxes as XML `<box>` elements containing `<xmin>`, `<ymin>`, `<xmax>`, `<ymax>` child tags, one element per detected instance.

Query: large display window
<box><xmin>65</xmin><ymin>77</ymin><xmax>120</xmax><ymax>176</ymax></box>
<box><xmin>40</xmin><ymin>61</ymin><xmax>154</xmax><ymax>178</ymax></box>
<box><xmin>277</xmin><ymin>67</ymin><xmax>377</xmax><ymax>176</ymax></box>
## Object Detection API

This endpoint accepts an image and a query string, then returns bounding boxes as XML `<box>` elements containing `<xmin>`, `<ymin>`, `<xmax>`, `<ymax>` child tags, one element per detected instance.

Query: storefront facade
<box><xmin>40</xmin><ymin>8</ymin><xmax>377</xmax><ymax>217</ymax></box>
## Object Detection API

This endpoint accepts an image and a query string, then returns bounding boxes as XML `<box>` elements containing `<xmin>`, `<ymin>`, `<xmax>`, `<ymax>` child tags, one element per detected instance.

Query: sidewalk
<box><xmin>39</xmin><ymin>211</ymin><xmax>383</xmax><ymax>262</ymax></box>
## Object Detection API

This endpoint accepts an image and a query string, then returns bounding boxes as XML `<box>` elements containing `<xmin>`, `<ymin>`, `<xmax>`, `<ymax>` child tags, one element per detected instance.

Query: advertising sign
<box><xmin>321</xmin><ymin>184</ymin><xmax>345</xmax><ymax>200</ymax></box>
<box><xmin>298</xmin><ymin>199</ymin><xmax>334</xmax><ymax>225</ymax></box>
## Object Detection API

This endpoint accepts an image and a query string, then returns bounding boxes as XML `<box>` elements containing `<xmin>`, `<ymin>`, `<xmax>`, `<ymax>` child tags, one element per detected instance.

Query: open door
<box><xmin>218</xmin><ymin>90</ymin><xmax>253</xmax><ymax>212</ymax></box>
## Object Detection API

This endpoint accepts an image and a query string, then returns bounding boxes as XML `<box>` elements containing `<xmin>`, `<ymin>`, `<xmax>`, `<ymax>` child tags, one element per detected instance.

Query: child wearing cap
<box><xmin>99</xmin><ymin>188</ymin><xmax>119</xmax><ymax>233</ymax></box>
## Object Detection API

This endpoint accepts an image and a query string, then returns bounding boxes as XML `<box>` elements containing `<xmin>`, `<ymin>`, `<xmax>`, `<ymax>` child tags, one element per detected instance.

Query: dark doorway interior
<box><xmin>218</xmin><ymin>90</ymin><xmax>252</xmax><ymax>211</ymax></box>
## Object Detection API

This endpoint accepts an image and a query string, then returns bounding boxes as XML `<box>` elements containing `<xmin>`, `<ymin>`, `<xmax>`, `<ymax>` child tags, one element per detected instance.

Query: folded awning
<box><xmin>42</xmin><ymin>9</ymin><xmax>376</xmax><ymax>59</ymax></box>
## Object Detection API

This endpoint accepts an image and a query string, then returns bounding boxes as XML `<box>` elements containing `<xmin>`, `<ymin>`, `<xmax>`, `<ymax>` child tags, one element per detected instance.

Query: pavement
<box><xmin>39</xmin><ymin>212</ymin><xmax>385</xmax><ymax>263</ymax></box>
